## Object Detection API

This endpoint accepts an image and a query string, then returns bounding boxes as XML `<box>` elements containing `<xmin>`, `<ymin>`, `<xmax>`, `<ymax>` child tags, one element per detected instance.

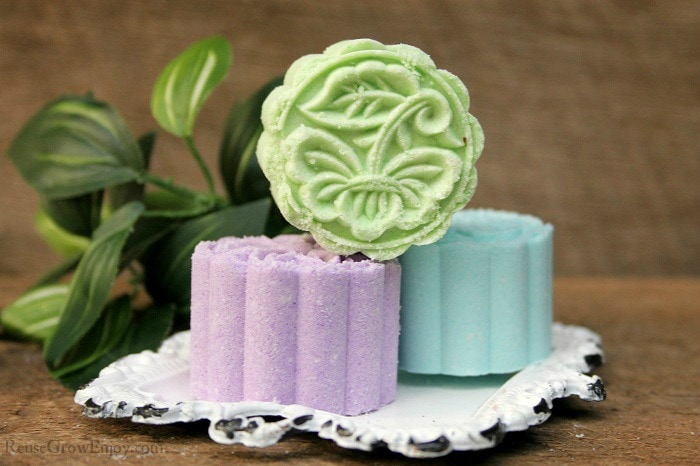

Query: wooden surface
<box><xmin>0</xmin><ymin>277</ymin><xmax>697</xmax><ymax>464</ymax></box>
<box><xmin>0</xmin><ymin>0</ymin><xmax>698</xmax><ymax>277</ymax></box>
<box><xmin>0</xmin><ymin>2</ymin><xmax>699</xmax><ymax>463</ymax></box>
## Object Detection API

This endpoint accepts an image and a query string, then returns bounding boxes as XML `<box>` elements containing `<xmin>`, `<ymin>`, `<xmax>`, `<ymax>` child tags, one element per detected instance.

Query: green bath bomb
<box><xmin>258</xmin><ymin>39</ymin><xmax>484</xmax><ymax>260</ymax></box>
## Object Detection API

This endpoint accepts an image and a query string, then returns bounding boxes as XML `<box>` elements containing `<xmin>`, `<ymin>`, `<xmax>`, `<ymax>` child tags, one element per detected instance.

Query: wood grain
<box><xmin>2</xmin><ymin>5</ymin><xmax>697</xmax><ymax>461</ymax></box>
<box><xmin>1</xmin><ymin>277</ymin><xmax>698</xmax><ymax>464</ymax></box>
<box><xmin>0</xmin><ymin>0</ymin><xmax>697</xmax><ymax>279</ymax></box>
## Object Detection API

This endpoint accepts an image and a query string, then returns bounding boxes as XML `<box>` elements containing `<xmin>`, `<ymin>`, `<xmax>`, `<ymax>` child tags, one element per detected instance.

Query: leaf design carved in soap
<box><xmin>258</xmin><ymin>39</ymin><xmax>484</xmax><ymax>259</ymax></box>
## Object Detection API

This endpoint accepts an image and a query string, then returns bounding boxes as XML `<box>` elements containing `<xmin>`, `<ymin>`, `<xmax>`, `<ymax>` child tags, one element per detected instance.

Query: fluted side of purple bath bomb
<box><xmin>295</xmin><ymin>266</ymin><xmax>349</xmax><ymax>413</ymax></box>
<box><xmin>189</xmin><ymin>242</ymin><xmax>213</xmax><ymax>399</ymax></box>
<box><xmin>189</xmin><ymin>234</ymin><xmax>400</xmax><ymax>416</ymax></box>
<box><xmin>243</xmin><ymin>255</ymin><xmax>299</xmax><ymax>403</ymax></box>
<box><xmin>205</xmin><ymin>250</ymin><xmax>247</xmax><ymax>401</ymax></box>
<box><xmin>191</xmin><ymin>236</ymin><xmax>290</xmax><ymax>401</ymax></box>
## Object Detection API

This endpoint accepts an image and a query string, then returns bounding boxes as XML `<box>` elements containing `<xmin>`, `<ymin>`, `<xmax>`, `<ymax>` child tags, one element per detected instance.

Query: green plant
<box><xmin>1</xmin><ymin>36</ymin><xmax>288</xmax><ymax>389</ymax></box>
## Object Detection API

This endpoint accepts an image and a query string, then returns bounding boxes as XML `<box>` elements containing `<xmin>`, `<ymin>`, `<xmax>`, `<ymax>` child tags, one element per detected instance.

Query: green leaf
<box><xmin>108</xmin><ymin>131</ymin><xmax>157</xmax><ymax>211</ymax></box>
<box><xmin>35</xmin><ymin>207</ymin><xmax>91</xmax><ymax>257</ymax></box>
<box><xmin>120</xmin><ymin>216</ymin><xmax>180</xmax><ymax>266</ymax></box>
<box><xmin>8</xmin><ymin>95</ymin><xmax>144</xmax><ymax>200</ymax></box>
<box><xmin>43</xmin><ymin>201</ymin><xmax>144</xmax><ymax>368</ymax></box>
<box><xmin>1</xmin><ymin>284</ymin><xmax>69</xmax><ymax>342</ymax></box>
<box><xmin>57</xmin><ymin>303</ymin><xmax>175</xmax><ymax>390</ymax></box>
<box><xmin>120</xmin><ymin>186</ymin><xmax>219</xmax><ymax>268</ymax></box>
<box><xmin>50</xmin><ymin>294</ymin><xmax>133</xmax><ymax>379</ymax></box>
<box><xmin>151</xmin><ymin>36</ymin><xmax>232</xmax><ymax>137</ymax></box>
<box><xmin>219</xmin><ymin>76</ymin><xmax>282</xmax><ymax>205</ymax></box>
<box><xmin>142</xmin><ymin>188</ymin><xmax>214</xmax><ymax>218</ymax></box>
<box><xmin>137</xmin><ymin>131</ymin><xmax>158</xmax><ymax>168</ymax></box>
<box><xmin>142</xmin><ymin>198</ymin><xmax>270</xmax><ymax>307</ymax></box>
<box><xmin>42</xmin><ymin>191</ymin><xmax>102</xmax><ymax>237</ymax></box>
<box><xmin>265</xmin><ymin>203</ymin><xmax>300</xmax><ymax>237</ymax></box>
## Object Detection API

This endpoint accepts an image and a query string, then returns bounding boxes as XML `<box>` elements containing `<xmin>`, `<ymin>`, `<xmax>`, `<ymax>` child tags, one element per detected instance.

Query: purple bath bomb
<box><xmin>190</xmin><ymin>234</ymin><xmax>400</xmax><ymax>416</ymax></box>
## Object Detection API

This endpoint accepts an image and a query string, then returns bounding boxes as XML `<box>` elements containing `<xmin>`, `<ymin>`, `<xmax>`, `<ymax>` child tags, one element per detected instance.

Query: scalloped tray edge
<box><xmin>75</xmin><ymin>322</ymin><xmax>606</xmax><ymax>458</ymax></box>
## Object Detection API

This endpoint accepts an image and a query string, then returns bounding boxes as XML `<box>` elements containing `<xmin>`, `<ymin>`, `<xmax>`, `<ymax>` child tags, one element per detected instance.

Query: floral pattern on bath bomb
<box><xmin>258</xmin><ymin>39</ymin><xmax>484</xmax><ymax>260</ymax></box>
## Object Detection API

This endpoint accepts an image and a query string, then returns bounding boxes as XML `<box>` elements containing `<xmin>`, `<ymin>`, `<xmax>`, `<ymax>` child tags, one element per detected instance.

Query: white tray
<box><xmin>74</xmin><ymin>322</ymin><xmax>606</xmax><ymax>458</ymax></box>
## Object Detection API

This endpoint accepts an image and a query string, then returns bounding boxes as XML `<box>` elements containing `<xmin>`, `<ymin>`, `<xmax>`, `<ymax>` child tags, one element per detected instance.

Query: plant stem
<box><xmin>140</xmin><ymin>173</ymin><xmax>208</xmax><ymax>203</ymax></box>
<box><xmin>184</xmin><ymin>135</ymin><xmax>216</xmax><ymax>196</ymax></box>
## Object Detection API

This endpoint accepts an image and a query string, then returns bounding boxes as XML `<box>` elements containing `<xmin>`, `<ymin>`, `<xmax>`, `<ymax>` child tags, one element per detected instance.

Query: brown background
<box><xmin>0</xmin><ymin>2</ymin><xmax>698</xmax><ymax>464</ymax></box>
<box><xmin>0</xmin><ymin>0</ymin><xmax>698</xmax><ymax>279</ymax></box>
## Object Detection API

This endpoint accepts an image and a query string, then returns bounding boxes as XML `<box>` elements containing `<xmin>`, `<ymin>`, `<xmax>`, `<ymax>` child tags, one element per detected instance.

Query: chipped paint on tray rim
<box><xmin>75</xmin><ymin>322</ymin><xmax>606</xmax><ymax>458</ymax></box>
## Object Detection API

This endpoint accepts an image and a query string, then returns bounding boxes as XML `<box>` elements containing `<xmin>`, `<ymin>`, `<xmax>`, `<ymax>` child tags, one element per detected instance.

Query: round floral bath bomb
<box><xmin>258</xmin><ymin>39</ymin><xmax>484</xmax><ymax>260</ymax></box>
